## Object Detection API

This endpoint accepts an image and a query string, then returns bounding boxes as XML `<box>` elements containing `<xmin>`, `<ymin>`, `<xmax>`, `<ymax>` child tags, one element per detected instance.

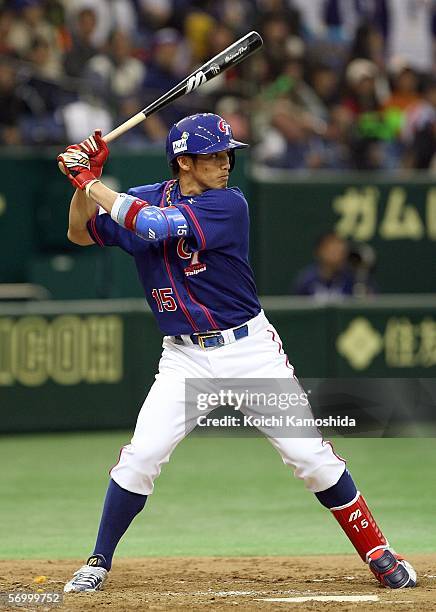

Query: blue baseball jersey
<box><xmin>87</xmin><ymin>180</ymin><xmax>261</xmax><ymax>335</ymax></box>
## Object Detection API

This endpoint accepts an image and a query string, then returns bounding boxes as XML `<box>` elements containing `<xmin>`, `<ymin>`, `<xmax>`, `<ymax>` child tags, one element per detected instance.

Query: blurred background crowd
<box><xmin>0</xmin><ymin>0</ymin><xmax>435</xmax><ymax>171</ymax></box>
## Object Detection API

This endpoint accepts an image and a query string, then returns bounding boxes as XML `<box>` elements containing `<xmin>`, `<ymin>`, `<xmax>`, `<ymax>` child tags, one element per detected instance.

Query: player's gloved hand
<box><xmin>57</xmin><ymin>147</ymin><xmax>97</xmax><ymax>191</ymax></box>
<box><xmin>78</xmin><ymin>130</ymin><xmax>109</xmax><ymax>178</ymax></box>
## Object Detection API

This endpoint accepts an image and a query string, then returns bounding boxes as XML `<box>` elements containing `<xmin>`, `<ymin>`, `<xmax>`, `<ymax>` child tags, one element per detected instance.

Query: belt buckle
<box><xmin>197</xmin><ymin>332</ymin><xmax>222</xmax><ymax>349</ymax></box>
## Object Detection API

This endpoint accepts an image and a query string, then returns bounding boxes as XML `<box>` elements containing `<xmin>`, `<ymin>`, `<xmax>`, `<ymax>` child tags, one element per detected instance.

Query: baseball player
<box><xmin>58</xmin><ymin>114</ymin><xmax>416</xmax><ymax>593</ymax></box>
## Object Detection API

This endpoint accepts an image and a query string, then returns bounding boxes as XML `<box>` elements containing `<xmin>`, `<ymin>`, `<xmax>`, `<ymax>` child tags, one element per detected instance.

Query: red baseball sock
<box><xmin>331</xmin><ymin>492</ymin><xmax>387</xmax><ymax>562</ymax></box>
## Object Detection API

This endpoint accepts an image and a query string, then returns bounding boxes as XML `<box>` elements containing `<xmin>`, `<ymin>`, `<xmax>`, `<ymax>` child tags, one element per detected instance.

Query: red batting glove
<box><xmin>79</xmin><ymin>130</ymin><xmax>109</xmax><ymax>178</ymax></box>
<box><xmin>57</xmin><ymin>146</ymin><xmax>97</xmax><ymax>191</ymax></box>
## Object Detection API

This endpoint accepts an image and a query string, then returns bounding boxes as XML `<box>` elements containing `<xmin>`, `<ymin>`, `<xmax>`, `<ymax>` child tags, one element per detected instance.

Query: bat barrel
<box><xmin>140</xmin><ymin>31</ymin><xmax>263</xmax><ymax>119</ymax></box>
<box><xmin>62</xmin><ymin>31</ymin><xmax>264</xmax><ymax>147</ymax></box>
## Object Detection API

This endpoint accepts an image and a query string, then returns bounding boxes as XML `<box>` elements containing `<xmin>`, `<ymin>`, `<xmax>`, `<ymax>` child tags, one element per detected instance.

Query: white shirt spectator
<box><xmin>62</xmin><ymin>0</ymin><xmax>137</xmax><ymax>48</ymax></box>
<box><xmin>289</xmin><ymin>0</ymin><xmax>327</xmax><ymax>39</ymax></box>
<box><xmin>387</xmin><ymin>0</ymin><xmax>434</xmax><ymax>73</ymax></box>
<box><xmin>86</xmin><ymin>53</ymin><xmax>145</xmax><ymax>98</ymax></box>
<box><xmin>61</xmin><ymin>99</ymin><xmax>113</xmax><ymax>142</ymax></box>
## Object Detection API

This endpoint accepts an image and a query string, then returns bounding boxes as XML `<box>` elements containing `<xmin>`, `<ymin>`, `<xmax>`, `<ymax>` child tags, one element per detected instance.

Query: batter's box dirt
<box><xmin>1</xmin><ymin>555</ymin><xmax>435</xmax><ymax>611</ymax></box>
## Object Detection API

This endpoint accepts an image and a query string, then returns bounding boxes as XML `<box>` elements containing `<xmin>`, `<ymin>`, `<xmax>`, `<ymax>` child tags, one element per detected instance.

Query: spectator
<box><xmin>7</xmin><ymin>0</ymin><xmax>62</xmax><ymax>74</ymax></box>
<box><xmin>348</xmin><ymin>241</ymin><xmax>377</xmax><ymax>297</ymax></box>
<box><xmin>402</xmin><ymin>77</ymin><xmax>436</xmax><ymax>170</ymax></box>
<box><xmin>218</xmin><ymin>0</ymin><xmax>254</xmax><ymax>38</ymax></box>
<box><xmin>0</xmin><ymin>8</ymin><xmax>16</xmax><ymax>55</ymax></box>
<box><xmin>27</xmin><ymin>34</ymin><xmax>61</xmax><ymax>79</ymax></box>
<box><xmin>140</xmin><ymin>28</ymin><xmax>190</xmax><ymax>132</ymax></box>
<box><xmin>137</xmin><ymin>0</ymin><xmax>174</xmax><ymax>35</ymax></box>
<box><xmin>143</xmin><ymin>28</ymin><xmax>185</xmax><ymax>92</ymax></box>
<box><xmin>386</xmin><ymin>0</ymin><xmax>435</xmax><ymax>74</ymax></box>
<box><xmin>258</xmin><ymin>11</ymin><xmax>299</xmax><ymax>80</ymax></box>
<box><xmin>341</xmin><ymin>58</ymin><xmax>395</xmax><ymax>169</ymax></box>
<box><xmin>215</xmin><ymin>95</ymin><xmax>251</xmax><ymax>143</ymax></box>
<box><xmin>342</xmin><ymin>59</ymin><xmax>381</xmax><ymax>117</ymax></box>
<box><xmin>62</xmin><ymin>0</ymin><xmax>137</xmax><ymax>49</ymax></box>
<box><xmin>12</xmin><ymin>36</ymin><xmax>68</xmax><ymax>144</ymax></box>
<box><xmin>0</xmin><ymin>56</ymin><xmax>31</xmax><ymax>144</ymax></box>
<box><xmin>349</xmin><ymin>21</ymin><xmax>386</xmax><ymax>70</ymax></box>
<box><xmin>289</xmin><ymin>0</ymin><xmax>326</xmax><ymax>41</ymax></box>
<box><xmin>322</xmin><ymin>0</ymin><xmax>388</xmax><ymax>43</ymax></box>
<box><xmin>0</xmin><ymin>0</ymin><xmax>432</xmax><ymax>162</ymax></box>
<box><xmin>20</xmin><ymin>36</ymin><xmax>66</xmax><ymax>116</ymax></box>
<box><xmin>61</xmin><ymin>91</ymin><xmax>112</xmax><ymax>143</ymax></box>
<box><xmin>293</xmin><ymin>232</ymin><xmax>356</xmax><ymax>299</ymax></box>
<box><xmin>183</xmin><ymin>3</ymin><xmax>216</xmax><ymax>63</ymax></box>
<box><xmin>307</xmin><ymin>63</ymin><xmax>340</xmax><ymax>122</ymax></box>
<box><xmin>384</xmin><ymin>59</ymin><xmax>422</xmax><ymax>112</ymax></box>
<box><xmin>199</xmin><ymin>23</ymin><xmax>237</xmax><ymax>96</ymax></box>
<box><xmin>63</xmin><ymin>8</ymin><xmax>97</xmax><ymax>78</ymax></box>
<box><xmin>254</xmin><ymin>54</ymin><xmax>347</xmax><ymax>169</ymax></box>
<box><xmin>204</xmin><ymin>22</ymin><xmax>235</xmax><ymax>60</ymax></box>
<box><xmin>86</xmin><ymin>29</ymin><xmax>145</xmax><ymax>102</ymax></box>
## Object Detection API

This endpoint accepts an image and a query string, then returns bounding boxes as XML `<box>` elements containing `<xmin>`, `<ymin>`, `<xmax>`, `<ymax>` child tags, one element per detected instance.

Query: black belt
<box><xmin>174</xmin><ymin>323</ymin><xmax>249</xmax><ymax>349</ymax></box>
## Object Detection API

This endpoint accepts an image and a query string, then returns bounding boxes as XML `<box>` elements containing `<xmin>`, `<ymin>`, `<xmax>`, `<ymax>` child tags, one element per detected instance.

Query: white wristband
<box><xmin>85</xmin><ymin>179</ymin><xmax>100</xmax><ymax>199</ymax></box>
<box><xmin>111</xmin><ymin>193</ymin><xmax>127</xmax><ymax>223</ymax></box>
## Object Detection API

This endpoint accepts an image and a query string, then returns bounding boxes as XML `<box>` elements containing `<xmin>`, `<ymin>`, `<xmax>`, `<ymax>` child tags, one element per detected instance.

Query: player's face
<box><xmin>189</xmin><ymin>151</ymin><xmax>231</xmax><ymax>191</ymax></box>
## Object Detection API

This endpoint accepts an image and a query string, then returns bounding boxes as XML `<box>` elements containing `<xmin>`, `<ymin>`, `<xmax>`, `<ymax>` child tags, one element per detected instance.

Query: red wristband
<box><xmin>124</xmin><ymin>199</ymin><xmax>149</xmax><ymax>230</ymax></box>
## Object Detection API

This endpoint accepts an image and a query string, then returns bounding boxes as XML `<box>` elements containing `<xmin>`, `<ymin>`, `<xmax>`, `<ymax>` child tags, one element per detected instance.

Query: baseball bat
<box><xmin>59</xmin><ymin>31</ymin><xmax>262</xmax><ymax>174</ymax></box>
<box><xmin>103</xmin><ymin>30</ymin><xmax>263</xmax><ymax>143</ymax></box>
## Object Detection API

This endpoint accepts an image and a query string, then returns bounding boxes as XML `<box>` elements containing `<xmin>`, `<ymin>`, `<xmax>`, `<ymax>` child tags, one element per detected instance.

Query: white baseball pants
<box><xmin>110</xmin><ymin>311</ymin><xmax>345</xmax><ymax>495</ymax></box>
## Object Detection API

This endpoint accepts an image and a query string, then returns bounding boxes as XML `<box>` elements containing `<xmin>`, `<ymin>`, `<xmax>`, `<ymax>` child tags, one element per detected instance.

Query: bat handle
<box><xmin>57</xmin><ymin>111</ymin><xmax>147</xmax><ymax>175</ymax></box>
<box><xmin>102</xmin><ymin>111</ymin><xmax>147</xmax><ymax>143</ymax></box>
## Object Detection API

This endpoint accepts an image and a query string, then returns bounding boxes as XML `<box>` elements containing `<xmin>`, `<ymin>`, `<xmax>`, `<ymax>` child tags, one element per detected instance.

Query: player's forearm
<box><xmin>67</xmin><ymin>189</ymin><xmax>98</xmax><ymax>245</ymax></box>
<box><xmin>87</xmin><ymin>181</ymin><xmax>118</xmax><ymax>212</ymax></box>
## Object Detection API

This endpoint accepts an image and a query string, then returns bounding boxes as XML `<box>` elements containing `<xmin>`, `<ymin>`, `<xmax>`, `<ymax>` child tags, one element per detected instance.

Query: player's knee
<box><xmin>126</xmin><ymin>442</ymin><xmax>172</xmax><ymax>481</ymax></box>
<box><xmin>111</xmin><ymin>443</ymin><xmax>171</xmax><ymax>495</ymax></box>
<box><xmin>135</xmin><ymin>440</ymin><xmax>171</xmax><ymax>464</ymax></box>
<box><xmin>278</xmin><ymin>442</ymin><xmax>345</xmax><ymax>492</ymax></box>
<box><xmin>293</xmin><ymin>457</ymin><xmax>346</xmax><ymax>492</ymax></box>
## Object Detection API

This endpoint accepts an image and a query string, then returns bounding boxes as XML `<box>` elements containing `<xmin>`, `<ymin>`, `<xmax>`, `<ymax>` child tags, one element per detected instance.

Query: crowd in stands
<box><xmin>0</xmin><ymin>0</ymin><xmax>435</xmax><ymax>171</ymax></box>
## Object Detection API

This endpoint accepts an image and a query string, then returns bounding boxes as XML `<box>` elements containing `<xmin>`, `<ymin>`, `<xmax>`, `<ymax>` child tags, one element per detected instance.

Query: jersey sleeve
<box><xmin>127</xmin><ymin>183</ymin><xmax>162</xmax><ymax>200</ymax></box>
<box><xmin>178</xmin><ymin>188</ymin><xmax>248</xmax><ymax>252</ymax></box>
<box><xmin>86</xmin><ymin>211</ymin><xmax>139</xmax><ymax>255</ymax></box>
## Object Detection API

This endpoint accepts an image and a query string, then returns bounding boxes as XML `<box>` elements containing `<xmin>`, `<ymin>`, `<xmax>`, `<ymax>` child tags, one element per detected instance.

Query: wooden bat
<box><xmin>59</xmin><ymin>31</ymin><xmax>263</xmax><ymax>173</ymax></box>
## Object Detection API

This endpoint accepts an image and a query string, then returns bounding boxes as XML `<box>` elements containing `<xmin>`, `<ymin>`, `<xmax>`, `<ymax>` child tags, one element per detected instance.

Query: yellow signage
<box><xmin>333</xmin><ymin>186</ymin><xmax>436</xmax><ymax>241</ymax></box>
<box><xmin>0</xmin><ymin>315</ymin><xmax>123</xmax><ymax>386</ymax></box>
<box><xmin>337</xmin><ymin>316</ymin><xmax>436</xmax><ymax>370</ymax></box>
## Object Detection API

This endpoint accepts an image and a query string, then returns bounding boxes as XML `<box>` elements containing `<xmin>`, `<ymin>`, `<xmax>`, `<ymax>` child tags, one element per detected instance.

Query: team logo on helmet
<box><xmin>172</xmin><ymin>131</ymin><xmax>189</xmax><ymax>154</ymax></box>
<box><xmin>218</xmin><ymin>119</ymin><xmax>231</xmax><ymax>135</ymax></box>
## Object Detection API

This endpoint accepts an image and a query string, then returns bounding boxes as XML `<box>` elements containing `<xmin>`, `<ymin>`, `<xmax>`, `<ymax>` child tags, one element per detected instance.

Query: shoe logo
<box><xmin>348</xmin><ymin>509</ymin><xmax>362</xmax><ymax>522</ymax></box>
<box><xmin>88</xmin><ymin>557</ymin><xmax>99</xmax><ymax>566</ymax></box>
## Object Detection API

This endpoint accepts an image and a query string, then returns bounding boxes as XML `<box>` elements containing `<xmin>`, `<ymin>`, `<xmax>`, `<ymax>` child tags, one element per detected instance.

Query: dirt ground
<box><xmin>0</xmin><ymin>555</ymin><xmax>435</xmax><ymax>611</ymax></box>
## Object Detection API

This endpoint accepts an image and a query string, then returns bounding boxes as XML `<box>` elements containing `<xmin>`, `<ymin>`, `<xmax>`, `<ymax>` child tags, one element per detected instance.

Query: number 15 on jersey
<box><xmin>151</xmin><ymin>288</ymin><xmax>178</xmax><ymax>312</ymax></box>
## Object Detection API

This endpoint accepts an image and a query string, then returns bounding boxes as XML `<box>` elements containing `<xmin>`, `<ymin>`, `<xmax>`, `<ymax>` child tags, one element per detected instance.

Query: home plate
<box><xmin>256</xmin><ymin>595</ymin><xmax>379</xmax><ymax>603</ymax></box>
